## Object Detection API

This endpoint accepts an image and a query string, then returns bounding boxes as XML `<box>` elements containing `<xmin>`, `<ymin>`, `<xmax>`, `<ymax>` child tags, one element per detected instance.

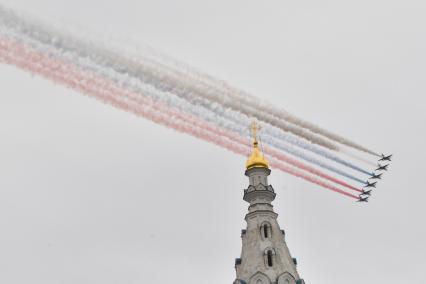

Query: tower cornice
<box><xmin>243</xmin><ymin>187</ymin><xmax>276</xmax><ymax>204</ymax></box>
<box><xmin>245</xmin><ymin>210</ymin><xmax>278</xmax><ymax>221</ymax></box>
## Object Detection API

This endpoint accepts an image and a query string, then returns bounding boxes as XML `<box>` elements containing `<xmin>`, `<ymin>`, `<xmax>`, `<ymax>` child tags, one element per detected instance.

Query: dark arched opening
<box><xmin>263</xmin><ymin>224</ymin><xmax>269</xmax><ymax>238</ymax></box>
<box><xmin>267</xmin><ymin>250</ymin><xmax>273</xmax><ymax>267</ymax></box>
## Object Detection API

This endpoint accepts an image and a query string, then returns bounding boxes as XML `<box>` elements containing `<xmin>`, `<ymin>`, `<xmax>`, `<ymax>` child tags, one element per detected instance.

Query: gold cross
<box><xmin>250</xmin><ymin>121</ymin><xmax>261</xmax><ymax>142</ymax></box>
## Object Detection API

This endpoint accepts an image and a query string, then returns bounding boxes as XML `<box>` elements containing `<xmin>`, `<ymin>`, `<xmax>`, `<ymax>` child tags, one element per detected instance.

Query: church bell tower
<box><xmin>234</xmin><ymin>122</ymin><xmax>305</xmax><ymax>284</ymax></box>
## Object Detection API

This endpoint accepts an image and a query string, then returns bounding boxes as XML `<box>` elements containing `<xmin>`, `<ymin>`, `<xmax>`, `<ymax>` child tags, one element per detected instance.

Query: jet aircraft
<box><xmin>361</xmin><ymin>189</ymin><xmax>372</xmax><ymax>196</ymax></box>
<box><xmin>379</xmin><ymin>154</ymin><xmax>392</xmax><ymax>162</ymax></box>
<box><xmin>369</xmin><ymin>173</ymin><xmax>383</xmax><ymax>180</ymax></box>
<box><xmin>376</xmin><ymin>163</ymin><xmax>389</xmax><ymax>171</ymax></box>
<box><xmin>357</xmin><ymin>196</ymin><xmax>369</xmax><ymax>202</ymax></box>
<box><xmin>364</xmin><ymin>181</ymin><xmax>377</xmax><ymax>188</ymax></box>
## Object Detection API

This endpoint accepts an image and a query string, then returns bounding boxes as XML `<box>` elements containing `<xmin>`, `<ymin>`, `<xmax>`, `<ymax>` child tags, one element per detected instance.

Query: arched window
<box><xmin>264</xmin><ymin>248</ymin><xmax>276</xmax><ymax>269</ymax></box>
<box><xmin>261</xmin><ymin>222</ymin><xmax>272</xmax><ymax>239</ymax></box>
<box><xmin>267</xmin><ymin>250</ymin><xmax>273</xmax><ymax>267</ymax></box>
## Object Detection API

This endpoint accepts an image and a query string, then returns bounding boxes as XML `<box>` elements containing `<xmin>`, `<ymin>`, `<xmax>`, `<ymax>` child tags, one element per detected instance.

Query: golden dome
<box><xmin>246</xmin><ymin>121</ymin><xmax>269</xmax><ymax>170</ymax></box>
<box><xmin>246</xmin><ymin>141</ymin><xmax>269</xmax><ymax>169</ymax></box>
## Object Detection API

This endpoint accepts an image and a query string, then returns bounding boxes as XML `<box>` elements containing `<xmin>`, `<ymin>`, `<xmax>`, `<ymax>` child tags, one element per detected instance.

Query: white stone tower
<box><xmin>234</xmin><ymin>122</ymin><xmax>305</xmax><ymax>284</ymax></box>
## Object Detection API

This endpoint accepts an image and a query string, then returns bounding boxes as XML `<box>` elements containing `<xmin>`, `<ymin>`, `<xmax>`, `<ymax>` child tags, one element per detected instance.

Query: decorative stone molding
<box><xmin>277</xmin><ymin>272</ymin><xmax>297</xmax><ymax>284</ymax></box>
<box><xmin>248</xmin><ymin>272</ymin><xmax>271</xmax><ymax>284</ymax></box>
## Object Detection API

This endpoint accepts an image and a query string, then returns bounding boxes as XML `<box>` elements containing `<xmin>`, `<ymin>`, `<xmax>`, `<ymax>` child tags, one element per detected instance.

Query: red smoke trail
<box><xmin>0</xmin><ymin>37</ymin><xmax>358</xmax><ymax>200</ymax></box>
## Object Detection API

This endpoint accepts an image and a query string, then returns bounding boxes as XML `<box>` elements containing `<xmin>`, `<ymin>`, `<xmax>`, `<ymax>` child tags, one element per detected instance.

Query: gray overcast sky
<box><xmin>0</xmin><ymin>0</ymin><xmax>425</xmax><ymax>283</ymax></box>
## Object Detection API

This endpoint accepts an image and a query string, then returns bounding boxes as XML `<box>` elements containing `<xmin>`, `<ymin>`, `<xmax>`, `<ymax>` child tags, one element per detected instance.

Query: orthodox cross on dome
<box><xmin>246</xmin><ymin>121</ymin><xmax>269</xmax><ymax>170</ymax></box>
<box><xmin>250</xmin><ymin>121</ymin><xmax>261</xmax><ymax>144</ymax></box>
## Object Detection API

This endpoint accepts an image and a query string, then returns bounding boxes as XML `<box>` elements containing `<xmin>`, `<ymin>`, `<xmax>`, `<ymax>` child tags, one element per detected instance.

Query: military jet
<box><xmin>369</xmin><ymin>173</ymin><xmax>383</xmax><ymax>180</ymax></box>
<box><xmin>379</xmin><ymin>154</ymin><xmax>392</xmax><ymax>162</ymax></box>
<box><xmin>376</xmin><ymin>163</ymin><xmax>389</xmax><ymax>171</ymax></box>
<box><xmin>357</xmin><ymin>196</ymin><xmax>369</xmax><ymax>202</ymax></box>
<box><xmin>364</xmin><ymin>181</ymin><xmax>377</xmax><ymax>188</ymax></box>
<box><xmin>361</xmin><ymin>189</ymin><xmax>372</xmax><ymax>196</ymax></box>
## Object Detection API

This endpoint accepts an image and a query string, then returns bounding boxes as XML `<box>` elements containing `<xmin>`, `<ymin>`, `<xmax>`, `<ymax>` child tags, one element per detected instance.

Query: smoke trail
<box><xmin>127</xmin><ymin>39</ymin><xmax>379</xmax><ymax>156</ymax></box>
<box><xmin>261</xmin><ymin>126</ymin><xmax>373</xmax><ymax>176</ymax></box>
<box><xmin>261</xmin><ymin>136</ymin><xmax>368</xmax><ymax>184</ymax></box>
<box><xmin>0</xmin><ymin>17</ymin><xmax>377</xmax><ymax>182</ymax></box>
<box><xmin>161</xmin><ymin>91</ymin><xmax>370</xmax><ymax>184</ymax></box>
<box><xmin>169</xmin><ymin>111</ymin><xmax>363</xmax><ymax>193</ymax></box>
<box><xmin>75</xmin><ymin>18</ymin><xmax>377</xmax><ymax>156</ymax></box>
<box><xmin>0</xmin><ymin>37</ymin><xmax>360</xmax><ymax>200</ymax></box>
<box><xmin>0</xmin><ymin>6</ymin><xmax>348</xmax><ymax>152</ymax></box>
<box><xmin>0</xmin><ymin>22</ymin><xmax>374</xmax><ymax>179</ymax></box>
<box><xmin>187</xmin><ymin>99</ymin><xmax>371</xmax><ymax>182</ymax></box>
<box><xmin>340</xmin><ymin>148</ymin><xmax>377</xmax><ymax>167</ymax></box>
<box><xmin>0</xmin><ymin>5</ymin><xmax>372</xmax><ymax>184</ymax></box>
<box><xmin>262</xmin><ymin>146</ymin><xmax>363</xmax><ymax>193</ymax></box>
<box><xmin>0</xmin><ymin>40</ymin><xmax>357</xmax><ymax>200</ymax></box>
<box><xmin>182</xmin><ymin>96</ymin><xmax>373</xmax><ymax>177</ymax></box>
<box><xmin>269</xmin><ymin>161</ymin><xmax>359</xmax><ymax>199</ymax></box>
